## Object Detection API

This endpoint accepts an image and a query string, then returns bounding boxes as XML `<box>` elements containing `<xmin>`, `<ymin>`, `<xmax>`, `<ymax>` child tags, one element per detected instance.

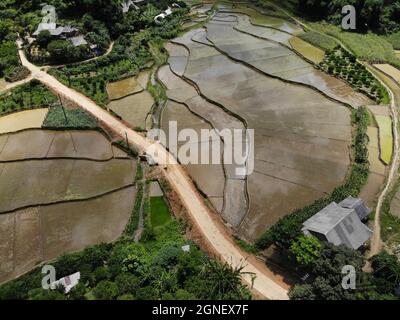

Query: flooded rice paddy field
<box><xmin>107</xmin><ymin>71</ymin><xmax>154</xmax><ymax>130</ymax></box>
<box><xmin>108</xmin><ymin>91</ymin><xmax>154</xmax><ymax>130</ymax></box>
<box><xmin>288</xmin><ymin>37</ymin><xmax>325</xmax><ymax>64</ymax></box>
<box><xmin>161</xmin><ymin>99</ymin><xmax>226</xmax><ymax>213</ymax></box>
<box><xmin>205</xmin><ymin>13</ymin><xmax>371</xmax><ymax>108</ymax></box>
<box><xmin>0</xmin><ymin>129</ymin><xmax>120</xmax><ymax>161</ymax></box>
<box><xmin>0</xmin><ymin>109</ymin><xmax>48</xmax><ymax>134</ymax></box>
<box><xmin>0</xmin><ymin>187</ymin><xmax>136</xmax><ymax>284</ymax></box>
<box><xmin>157</xmin><ymin>2</ymin><xmax>379</xmax><ymax>241</ymax></box>
<box><xmin>158</xmin><ymin>59</ymin><xmax>248</xmax><ymax>225</ymax></box>
<box><xmin>219</xmin><ymin>4</ymin><xmax>302</xmax><ymax>34</ymax></box>
<box><xmin>0</xmin><ymin>127</ymin><xmax>137</xmax><ymax>283</ymax></box>
<box><xmin>106</xmin><ymin>72</ymin><xmax>149</xmax><ymax>100</ymax></box>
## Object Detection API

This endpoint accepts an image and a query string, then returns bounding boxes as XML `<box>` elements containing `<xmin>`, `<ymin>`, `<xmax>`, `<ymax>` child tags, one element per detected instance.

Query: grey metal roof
<box><xmin>302</xmin><ymin>202</ymin><xmax>350</xmax><ymax>235</ymax></box>
<box><xmin>33</xmin><ymin>22</ymin><xmax>56</xmax><ymax>36</ymax></box>
<box><xmin>69</xmin><ymin>36</ymin><xmax>88</xmax><ymax>47</ymax></box>
<box><xmin>339</xmin><ymin>196</ymin><xmax>371</xmax><ymax>220</ymax></box>
<box><xmin>302</xmin><ymin>201</ymin><xmax>372</xmax><ymax>250</ymax></box>
<box><xmin>33</xmin><ymin>24</ymin><xmax>78</xmax><ymax>37</ymax></box>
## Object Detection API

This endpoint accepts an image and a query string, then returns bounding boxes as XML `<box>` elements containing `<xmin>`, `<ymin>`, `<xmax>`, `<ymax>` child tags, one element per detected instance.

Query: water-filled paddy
<box><xmin>171</xmin><ymin>26</ymin><xmax>352</xmax><ymax>241</ymax></box>
<box><xmin>288</xmin><ymin>37</ymin><xmax>325</xmax><ymax>64</ymax></box>
<box><xmin>219</xmin><ymin>4</ymin><xmax>302</xmax><ymax>34</ymax></box>
<box><xmin>161</xmin><ymin>100</ymin><xmax>225</xmax><ymax>201</ymax></box>
<box><xmin>108</xmin><ymin>91</ymin><xmax>154</xmax><ymax>130</ymax></box>
<box><xmin>0</xmin><ymin>187</ymin><xmax>136</xmax><ymax>284</ymax></box>
<box><xmin>0</xmin><ymin>158</ymin><xmax>135</xmax><ymax>212</ymax></box>
<box><xmin>0</xmin><ymin>129</ymin><xmax>114</xmax><ymax>161</ymax></box>
<box><xmin>158</xmin><ymin>61</ymin><xmax>248</xmax><ymax>224</ymax></box>
<box><xmin>205</xmin><ymin>14</ymin><xmax>371</xmax><ymax>107</ymax></box>
<box><xmin>0</xmin><ymin>128</ymin><xmax>137</xmax><ymax>283</ymax></box>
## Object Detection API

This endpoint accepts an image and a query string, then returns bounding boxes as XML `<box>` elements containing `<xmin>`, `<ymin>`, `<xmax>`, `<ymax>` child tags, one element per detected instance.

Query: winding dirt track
<box><xmin>16</xmin><ymin>40</ymin><xmax>289</xmax><ymax>300</ymax></box>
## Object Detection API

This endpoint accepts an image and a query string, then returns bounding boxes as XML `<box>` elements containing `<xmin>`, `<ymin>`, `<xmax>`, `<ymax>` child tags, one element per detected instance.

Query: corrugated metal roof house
<box><xmin>302</xmin><ymin>199</ymin><xmax>372</xmax><ymax>250</ymax></box>
<box><xmin>339</xmin><ymin>196</ymin><xmax>372</xmax><ymax>221</ymax></box>
<box><xmin>69</xmin><ymin>35</ymin><xmax>88</xmax><ymax>47</ymax></box>
<box><xmin>33</xmin><ymin>24</ymin><xmax>78</xmax><ymax>37</ymax></box>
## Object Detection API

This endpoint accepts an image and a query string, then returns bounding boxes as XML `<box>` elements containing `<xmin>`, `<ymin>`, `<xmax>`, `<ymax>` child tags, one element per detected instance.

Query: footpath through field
<box><xmin>16</xmin><ymin>40</ymin><xmax>289</xmax><ymax>300</ymax></box>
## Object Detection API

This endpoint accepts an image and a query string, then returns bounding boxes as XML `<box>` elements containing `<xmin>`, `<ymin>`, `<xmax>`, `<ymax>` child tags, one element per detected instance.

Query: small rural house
<box><xmin>121</xmin><ymin>0</ymin><xmax>149</xmax><ymax>13</ymax></box>
<box><xmin>154</xmin><ymin>3</ymin><xmax>181</xmax><ymax>24</ymax></box>
<box><xmin>33</xmin><ymin>23</ymin><xmax>78</xmax><ymax>37</ymax></box>
<box><xmin>302</xmin><ymin>197</ymin><xmax>372</xmax><ymax>250</ymax></box>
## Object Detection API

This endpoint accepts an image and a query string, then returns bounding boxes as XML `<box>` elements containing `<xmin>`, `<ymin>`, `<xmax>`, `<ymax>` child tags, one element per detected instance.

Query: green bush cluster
<box><xmin>255</xmin><ymin>107</ymin><xmax>370</xmax><ymax>250</ymax></box>
<box><xmin>42</xmin><ymin>106</ymin><xmax>98</xmax><ymax>129</ymax></box>
<box><xmin>299</xmin><ymin>31</ymin><xmax>337</xmax><ymax>51</ymax></box>
<box><xmin>318</xmin><ymin>47</ymin><xmax>389</xmax><ymax>103</ymax></box>
<box><xmin>310</xmin><ymin>22</ymin><xmax>400</xmax><ymax>68</ymax></box>
<box><xmin>0</xmin><ymin>220</ymin><xmax>251</xmax><ymax>300</ymax></box>
<box><xmin>0</xmin><ymin>80</ymin><xmax>57</xmax><ymax>116</ymax></box>
<box><xmin>385</xmin><ymin>31</ymin><xmax>400</xmax><ymax>50</ymax></box>
<box><xmin>289</xmin><ymin>243</ymin><xmax>400</xmax><ymax>300</ymax></box>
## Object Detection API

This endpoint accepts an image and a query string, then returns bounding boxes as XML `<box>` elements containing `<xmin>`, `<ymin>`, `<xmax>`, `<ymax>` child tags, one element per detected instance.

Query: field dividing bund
<box><xmin>163</xmin><ymin>7</ymin><xmax>372</xmax><ymax>241</ymax></box>
<box><xmin>0</xmin><ymin>128</ymin><xmax>137</xmax><ymax>284</ymax></box>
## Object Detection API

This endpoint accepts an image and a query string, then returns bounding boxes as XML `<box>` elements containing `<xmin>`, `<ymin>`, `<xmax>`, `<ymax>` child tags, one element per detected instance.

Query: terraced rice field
<box><xmin>360</xmin><ymin>124</ymin><xmax>386</xmax><ymax>207</ymax></box>
<box><xmin>108</xmin><ymin>91</ymin><xmax>154</xmax><ymax>130</ymax></box>
<box><xmin>288</xmin><ymin>37</ymin><xmax>325</xmax><ymax>64</ymax></box>
<box><xmin>107</xmin><ymin>71</ymin><xmax>153</xmax><ymax>130</ymax></box>
<box><xmin>0</xmin><ymin>128</ymin><xmax>137</xmax><ymax>283</ymax></box>
<box><xmin>206</xmin><ymin>12</ymin><xmax>371</xmax><ymax>108</ymax></box>
<box><xmin>368</xmin><ymin>104</ymin><xmax>394</xmax><ymax>165</ymax></box>
<box><xmin>161</xmin><ymin>99</ymin><xmax>227</xmax><ymax>213</ymax></box>
<box><xmin>106</xmin><ymin>72</ymin><xmax>149</xmax><ymax>100</ymax></box>
<box><xmin>374</xmin><ymin>64</ymin><xmax>400</xmax><ymax>84</ymax></box>
<box><xmin>158</xmin><ymin>4</ymin><xmax>370</xmax><ymax>241</ymax></box>
<box><xmin>158</xmin><ymin>58</ymin><xmax>248</xmax><ymax>223</ymax></box>
<box><xmin>375</xmin><ymin>115</ymin><xmax>393</xmax><ymax>164</ymax></box>
<box><xmin>0</xmin><ymin>108</ymin><xmax>48</xmax><ymax>134</ymax></box>
<box><xmin>219</xmin><ymin>5</ymin><xmax>301</xmax><ymax>34</ymax></box>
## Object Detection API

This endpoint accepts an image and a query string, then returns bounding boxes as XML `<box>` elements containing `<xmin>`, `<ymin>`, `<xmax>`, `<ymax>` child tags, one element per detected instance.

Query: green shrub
<box><xmin>42</xmin><ymin>106</ymin><xmax>97</xmax><ymax>129</ymax></box>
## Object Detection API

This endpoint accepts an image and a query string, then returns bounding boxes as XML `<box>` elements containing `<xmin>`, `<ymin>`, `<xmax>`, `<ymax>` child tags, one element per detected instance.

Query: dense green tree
<box><xmin>36</xmin><ymin>30</ymin><xmax>52</xmax><ymax>48</ymax></box>
<box><xmin>0</xmin><ymin>19</ymin><xmax>14</xmax><ymax>41</ymax></box>
<box><xmin>93</xmin><ymin>280</ymin><xmax>119</xmax><ymax>300</ymax></box>
<box><xmin>68</xmin><ymin>283</ymin><xmax>87</xmax><ymax>300</ymax></box>
<box><xmin>289</xmin><ymin>284</ymin><xmax>316</xmax><ymax>300</ymax></box>
<box><xmin>371</xmin><ymin>251</ymin><xmax>400</xmax><ymax>293</ymax></box>
<box><xmin>290</xmin><ymin>235</ymin><xmax>322</xmax><ymax>266</ymax></box>
<box><xmin>28</xmin><ymin>288</ymin><xmax>65</xmax><ymax>300</ymax></box>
